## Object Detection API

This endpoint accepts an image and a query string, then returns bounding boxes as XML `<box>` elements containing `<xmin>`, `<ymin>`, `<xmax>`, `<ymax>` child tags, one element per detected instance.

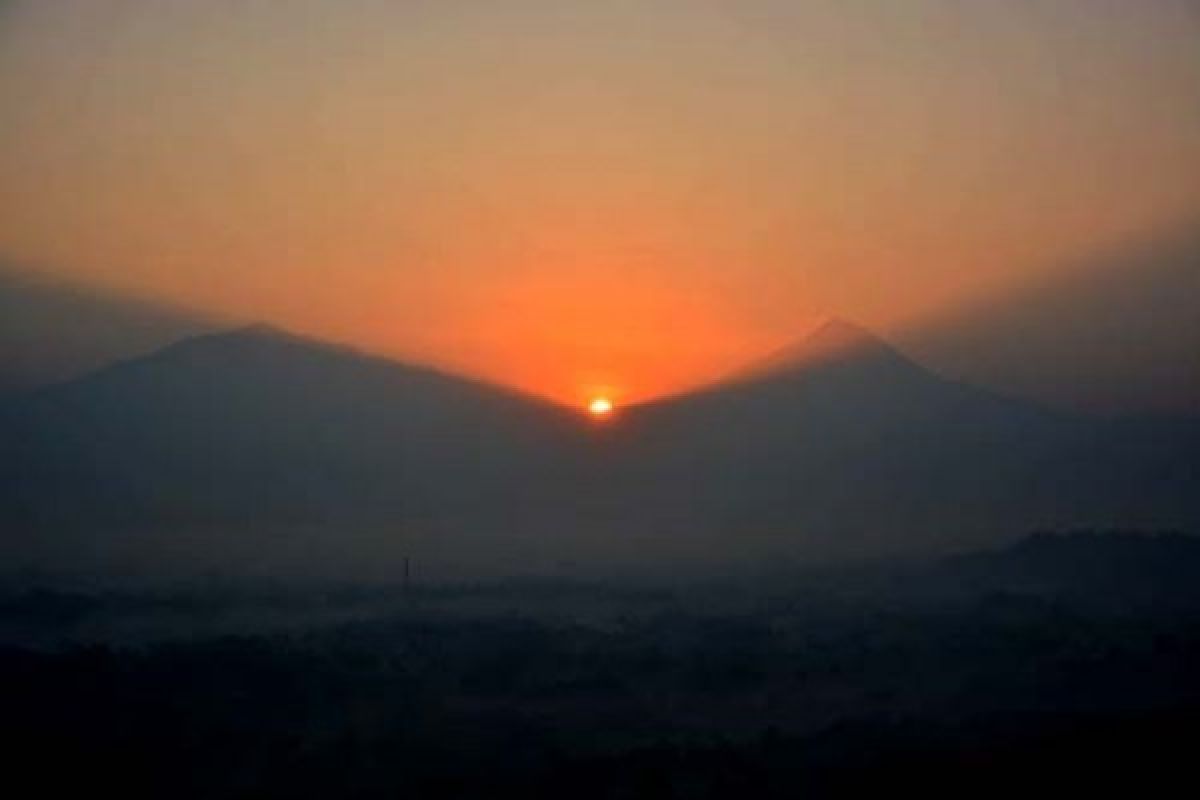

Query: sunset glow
<box><xmin>1</xmin><ymin>2</ymin><xmax>1198</xmax><ymax>408</ymax></box>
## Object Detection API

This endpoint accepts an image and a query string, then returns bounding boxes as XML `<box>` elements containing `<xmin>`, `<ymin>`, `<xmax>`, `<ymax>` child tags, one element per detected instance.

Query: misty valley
<box><xmin>4</xmin><ymin>532</ymin><xmax>1200</xmax><ymax>798</ymax></box>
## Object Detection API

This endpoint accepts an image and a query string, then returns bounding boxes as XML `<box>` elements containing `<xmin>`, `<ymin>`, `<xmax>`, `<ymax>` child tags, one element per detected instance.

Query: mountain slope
<box><xmin>605</xmin><ymin>319</ymin><xmax>1200</xmax><ymax>562</ymax></box>
<box><xmin>1</xmin><ymin>326</ymin><xmax>585</xmax><ymax>578</ymax></box>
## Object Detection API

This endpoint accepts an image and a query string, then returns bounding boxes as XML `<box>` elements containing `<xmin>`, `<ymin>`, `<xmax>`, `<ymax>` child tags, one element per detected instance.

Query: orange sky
<box><xmin>1</xmin><ymin>0</ymin><xmax>1199</xmax><ymax>405</ymax></box>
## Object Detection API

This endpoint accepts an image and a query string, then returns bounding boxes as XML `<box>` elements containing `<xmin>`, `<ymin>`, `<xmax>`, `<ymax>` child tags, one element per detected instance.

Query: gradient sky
<box><xmin>2</xmin><ymin>0</ymin><xmax>1198</xmax><ymax>405</ymax></box>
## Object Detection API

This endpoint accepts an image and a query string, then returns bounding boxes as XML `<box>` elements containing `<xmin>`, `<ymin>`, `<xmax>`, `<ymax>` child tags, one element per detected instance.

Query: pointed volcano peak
<box><xmin>802</xmin><ymin>317</ymin><xmax>890</xmax><ymax>356</ymax></box>
<box><xmin>723</xmin><ymin>317</ymin><xmax>917</xmax><ymax>385</ymax></box>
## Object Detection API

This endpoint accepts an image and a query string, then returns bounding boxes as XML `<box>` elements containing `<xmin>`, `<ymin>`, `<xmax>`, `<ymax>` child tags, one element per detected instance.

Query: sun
<box><xmin>587</xmin><ymin>397</ymin><xmax>614</xmax><ymax>417</ymax></box>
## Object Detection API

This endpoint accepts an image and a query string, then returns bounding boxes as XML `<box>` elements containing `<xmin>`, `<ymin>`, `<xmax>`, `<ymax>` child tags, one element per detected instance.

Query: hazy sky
<box><xmin>2</xmin><ymin>0</ymin><xmax>1198</xmax><ymax>404</ymax></box>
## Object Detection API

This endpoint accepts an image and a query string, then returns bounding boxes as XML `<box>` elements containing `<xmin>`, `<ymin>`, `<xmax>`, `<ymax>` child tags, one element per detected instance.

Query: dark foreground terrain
<box><xmin>4</xmin><ymin>531</ymin><xmax>1200</xmax><ymax>798</ymax></box>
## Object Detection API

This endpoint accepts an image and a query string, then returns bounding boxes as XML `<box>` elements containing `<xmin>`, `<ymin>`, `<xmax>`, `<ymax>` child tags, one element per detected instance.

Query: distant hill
<box><xmin>2</xmin><ymin>320</ymin><xmax>1198</xmax><ymax>580</ymax></box>
<box><xmin>0</xmin><ymin>268</ymin><xmax>215</xmax><ymax>395</ymax></box>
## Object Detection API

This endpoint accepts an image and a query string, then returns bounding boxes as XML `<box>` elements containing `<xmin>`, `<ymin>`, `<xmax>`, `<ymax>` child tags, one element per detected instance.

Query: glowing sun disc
<box><xmin>588</xmin><ymin>397</ymin><xmax>614</xmax><ymax>416</ymax></box>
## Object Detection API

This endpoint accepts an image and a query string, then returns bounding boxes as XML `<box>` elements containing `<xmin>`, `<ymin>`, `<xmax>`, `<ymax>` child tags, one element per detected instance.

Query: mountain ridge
<box><xmin>2</xmin><ymin>319</ymin><xmax>1198</xmax><ymax>580</ymax></box>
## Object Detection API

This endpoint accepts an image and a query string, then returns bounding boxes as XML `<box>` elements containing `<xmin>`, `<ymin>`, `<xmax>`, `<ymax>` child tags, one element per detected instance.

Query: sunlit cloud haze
<box><xmin>1</xmin><ymin>0</ymin><xmax>1198</xmax><ymax>405</ymax></box>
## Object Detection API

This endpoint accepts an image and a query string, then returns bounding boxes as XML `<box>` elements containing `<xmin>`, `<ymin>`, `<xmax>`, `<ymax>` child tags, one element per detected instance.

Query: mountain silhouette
<box><xmin>0</xmin><ymin>326</ymin><xmax>585</xmax><ymax>578</ymax></box>
<box><xmin>2</xmin><ymin>321</ymin><xmax>1198</xmax><ymax>580</ymax></box>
